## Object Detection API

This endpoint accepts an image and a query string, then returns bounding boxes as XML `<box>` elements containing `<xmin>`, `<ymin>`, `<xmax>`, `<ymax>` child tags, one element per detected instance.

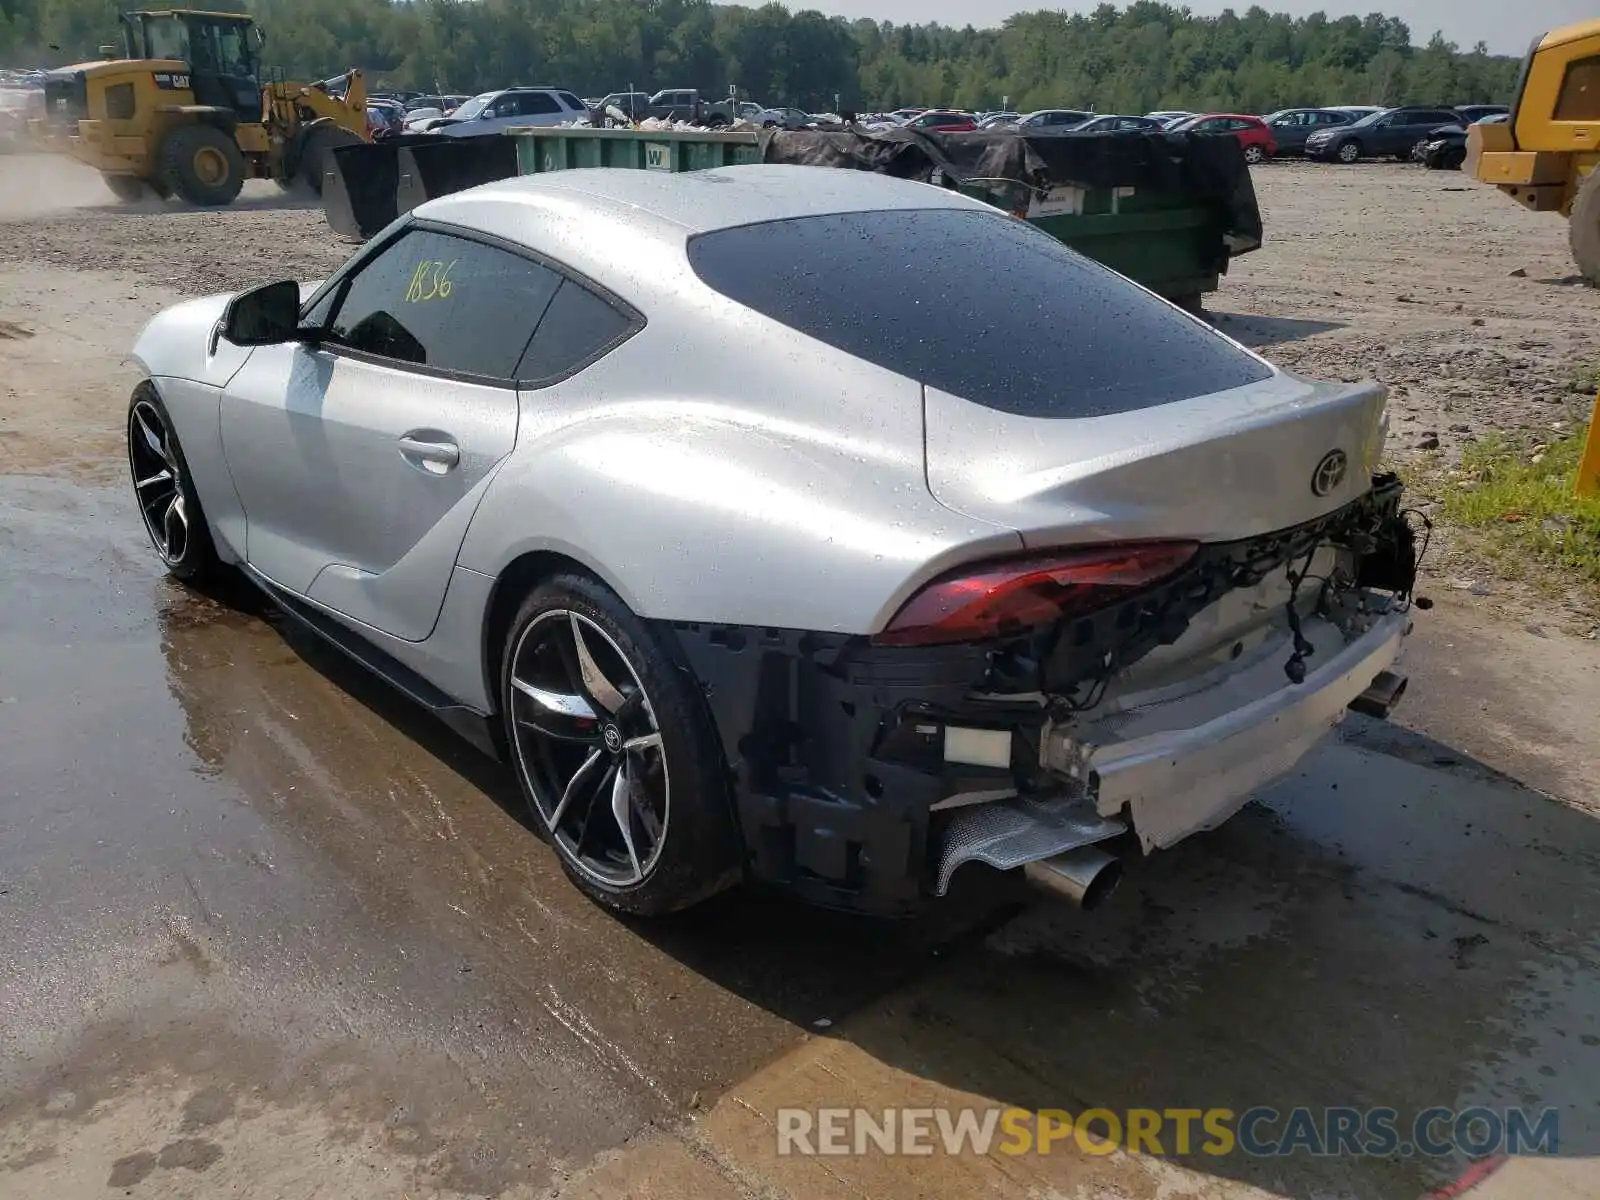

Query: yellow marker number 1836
<box><xmin>405</xmin><ymin>259</ymin><xmax>457</xmax><ymax>304</ymax></box>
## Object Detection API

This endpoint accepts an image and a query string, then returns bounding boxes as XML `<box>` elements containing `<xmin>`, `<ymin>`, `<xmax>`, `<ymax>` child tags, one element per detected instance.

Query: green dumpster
<box><xmin>508</xmin><ymin>126</ymin><xmax>1256</xmax><ymax>307</ymax></box>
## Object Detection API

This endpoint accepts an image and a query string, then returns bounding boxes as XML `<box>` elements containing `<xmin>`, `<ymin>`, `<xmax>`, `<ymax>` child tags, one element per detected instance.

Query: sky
<box><xmin>787</xmin><ymin>0</ymin><xmax>1595</xmax><ymax>56</ymax></box>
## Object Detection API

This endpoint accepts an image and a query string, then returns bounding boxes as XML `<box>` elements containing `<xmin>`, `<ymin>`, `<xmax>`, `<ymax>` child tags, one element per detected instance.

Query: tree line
<box><xmin>1</xmin><ymin>0</ymin><xmax>1520</xmax><ymax>114</ymax></box>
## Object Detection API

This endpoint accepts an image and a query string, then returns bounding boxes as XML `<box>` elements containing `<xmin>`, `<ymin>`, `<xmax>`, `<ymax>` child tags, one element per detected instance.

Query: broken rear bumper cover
<box><xmin>662</xmin><ymin>489</ymin><xmax>1416</xmax><ymax>915</ymax></box>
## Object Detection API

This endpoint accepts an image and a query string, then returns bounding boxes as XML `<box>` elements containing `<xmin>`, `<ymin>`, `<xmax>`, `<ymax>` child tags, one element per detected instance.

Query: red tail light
<box><xmin>873</xmin><ymin>542</ymin><xmax>1200</xmax><ymax>647</ymax></box>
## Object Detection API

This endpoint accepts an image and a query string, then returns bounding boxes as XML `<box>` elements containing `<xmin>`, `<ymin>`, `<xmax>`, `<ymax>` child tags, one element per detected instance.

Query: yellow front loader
<box><xmin>33</xmin><ymin>9</ymin><xmax>368</xmax><ymax>205</ymax></box>
<box><xmin>1465</xmin><ymin>18</ymin><xmax>1600</xmax><ymax>495</ymax></box>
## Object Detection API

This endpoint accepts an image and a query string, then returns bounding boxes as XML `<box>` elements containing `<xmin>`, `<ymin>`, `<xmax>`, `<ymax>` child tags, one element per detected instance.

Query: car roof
<box><xmin>418</xmin><ymin>163</ymin><xmax>990</xmax><ymax>241</ymax></box>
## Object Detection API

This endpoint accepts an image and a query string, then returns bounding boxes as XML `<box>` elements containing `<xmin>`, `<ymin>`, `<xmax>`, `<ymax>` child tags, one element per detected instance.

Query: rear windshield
<box><xmin>687</xmin><ymin>208</ymin><xmax>1270</xmax><ymax>418</ymax></box>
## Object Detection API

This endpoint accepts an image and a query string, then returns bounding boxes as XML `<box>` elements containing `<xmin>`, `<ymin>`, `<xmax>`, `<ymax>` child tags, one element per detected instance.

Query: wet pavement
<box><xmin>3</xmin><ymin>469</ymin><xmax>1599</xmax><ymax>1199</ymax></box>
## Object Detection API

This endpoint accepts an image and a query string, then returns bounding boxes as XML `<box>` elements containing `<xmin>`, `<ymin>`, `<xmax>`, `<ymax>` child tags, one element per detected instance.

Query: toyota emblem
<box><xmin>1311</xmin><ymin>449</ymin><xmax>1348</xmax><ymax>497</ymax></box>
<box><xmin>602</xmin><ymin>724</ymin><xmax>622</xmax><ymax>752</ymax></box>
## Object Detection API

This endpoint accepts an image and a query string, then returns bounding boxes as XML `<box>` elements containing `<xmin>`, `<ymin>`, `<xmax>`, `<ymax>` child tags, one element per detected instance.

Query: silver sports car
<box><xmin>127</xmin><ymin>165</ymin><xmax>1419</xmax><ymax>916</ymax></box>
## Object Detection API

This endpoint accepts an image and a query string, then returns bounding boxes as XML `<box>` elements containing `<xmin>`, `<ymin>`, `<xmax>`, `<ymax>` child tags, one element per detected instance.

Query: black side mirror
<box><xmin>222</xmin><ymin>279</ymin><xmax>301</xmax><ymax>346</ymax></box>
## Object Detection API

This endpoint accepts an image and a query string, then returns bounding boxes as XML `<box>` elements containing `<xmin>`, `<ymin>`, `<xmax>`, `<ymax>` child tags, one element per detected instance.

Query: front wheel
<box><xmin>1568</xmin><ymin>167</ymin><xmax>1600</xmax><ymax>286</ymax></box>
<box><xmin>298</xmin><ymin>124</ymin><xmax>363</xmax><ymax>195</ymax></box>
<box><xmin>501</xmin><ymin>573</ymin><xmax>741</xmax><ymax>915</ymax></box>
<box><xmin>1336</xmin><ymin>140</ymin><xmax>1361</xmax><ymax>164</ymax></box>
<box><xmin>127</xmin><ymin>383</ymin><xmax>223</xmax><ymax>583</ymax></box>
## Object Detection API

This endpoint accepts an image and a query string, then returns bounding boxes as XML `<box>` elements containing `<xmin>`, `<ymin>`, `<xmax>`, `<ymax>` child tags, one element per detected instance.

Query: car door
<box><xmin>219</xmin><ymin>224</ymin><xmax>562</xmax><ymax>642</ymax></box>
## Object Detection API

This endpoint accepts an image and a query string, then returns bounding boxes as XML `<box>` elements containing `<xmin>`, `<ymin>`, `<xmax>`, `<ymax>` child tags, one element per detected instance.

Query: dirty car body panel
<box><xmin>128</xmin><ymin>165</ymin><xmax>1419</xmax><ymax>915</ymax></box>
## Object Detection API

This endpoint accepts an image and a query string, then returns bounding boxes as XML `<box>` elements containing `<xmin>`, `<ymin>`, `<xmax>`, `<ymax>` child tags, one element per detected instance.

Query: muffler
<box><xmin>1348</xmin><ymin>669</ymin><xmax>1408</xmax><ymax>719</ymax></box>
<box><xmin>1023</xmin><ymin>846</ymin><xmax>1123</xmax><ymax>911</ymax></box>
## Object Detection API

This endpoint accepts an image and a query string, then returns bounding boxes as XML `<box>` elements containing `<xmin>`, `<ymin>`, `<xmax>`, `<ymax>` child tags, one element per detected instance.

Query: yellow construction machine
<box><xmin>33</xmin><ymin>9</ymin><xmax>368</xmax><ymax>205</ymax></box>
<box><xmin>1467</xmin><ymin>18</ymin><xmax>1600</xmax><ymax>280</ymax></box>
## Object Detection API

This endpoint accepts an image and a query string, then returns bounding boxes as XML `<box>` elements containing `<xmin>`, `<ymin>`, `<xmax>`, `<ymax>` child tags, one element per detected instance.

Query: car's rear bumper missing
<box><xmin>1041</xmin><ymin>608</ymin><xmax>1409</xmax><ymax>852</ymax></box>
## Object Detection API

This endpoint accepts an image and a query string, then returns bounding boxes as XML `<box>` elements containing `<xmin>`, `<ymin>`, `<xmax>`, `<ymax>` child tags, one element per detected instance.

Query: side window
<box><xmin>522</xmin><ymin>92</ymin><xmax>561</xmax><ymax>116</ymax></box>
<box><xmin>516</xmin><ymin>278</ymin><xmax>636</xmax><ymax>384</ymax></box>
<box><xmin>325</xmin><ymin>228</ymin><xmax>561</xmax><ymax>380</ymax></box>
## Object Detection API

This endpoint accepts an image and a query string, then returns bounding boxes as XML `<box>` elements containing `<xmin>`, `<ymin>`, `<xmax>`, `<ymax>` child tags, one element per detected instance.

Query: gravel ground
<box><xmin>3</xmin><ymin>152</ymin><xmax>1596</xmax><ymax>464</ymax></box>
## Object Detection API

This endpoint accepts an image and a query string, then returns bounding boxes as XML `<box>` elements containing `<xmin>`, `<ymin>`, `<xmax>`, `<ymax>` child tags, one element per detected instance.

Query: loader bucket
<box><xmin>322</xmin><ymin>141</ymin><xmax>403</xmax><ymax>242</ymax></box>
<box><xmin>395</xmin><ymin>137</ymin><xmax>518</xmax><ymax>214</ymax></box>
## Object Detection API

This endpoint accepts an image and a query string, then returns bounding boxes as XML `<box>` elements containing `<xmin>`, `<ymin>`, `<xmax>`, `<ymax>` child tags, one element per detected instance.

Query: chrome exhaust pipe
<box><xmin>1022</xmin><ymin>846</ymin><xmax>1123</xmax><ymax>911</ymax></box>
<box><xmin>1348</xmin><ymin>670</ymin><xmax>1408</xmax><ymax>720</ymax></box>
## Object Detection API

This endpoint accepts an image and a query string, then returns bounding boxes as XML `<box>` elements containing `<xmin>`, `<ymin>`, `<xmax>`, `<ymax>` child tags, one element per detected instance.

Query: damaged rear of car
<box><xmin>671</xmin><ymin>204</ymin><xmax>1420</xmax><ymax>915</ymax></box>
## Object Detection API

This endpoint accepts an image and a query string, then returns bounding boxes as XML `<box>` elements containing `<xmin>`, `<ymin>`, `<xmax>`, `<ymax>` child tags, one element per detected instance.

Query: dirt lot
<box><xmin>2</xmin><ymin>152</ymin><xmax>1600</xmax><ymax>1200</ymax></box>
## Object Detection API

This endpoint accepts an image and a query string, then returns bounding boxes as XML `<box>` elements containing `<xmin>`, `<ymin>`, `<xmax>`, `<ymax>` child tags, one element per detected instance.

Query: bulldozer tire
<box><xmin>102</xmin><ymin>174</ymin><xmax>146</xmax><ymax>202</ymax></box>
<box><xmin>161</xmin><ymin>125</ymin><xmax>246</xmax><ymax>206</ymax></box>
<box><xmin>1570</xmin><ymin>169</ymin><xmax>1600</xmax><ymax>287</ymax></box>
<box><xmin>299</xmin><ymin>125</ymin><xmax>362</xmax><ymax>196</ymax></box>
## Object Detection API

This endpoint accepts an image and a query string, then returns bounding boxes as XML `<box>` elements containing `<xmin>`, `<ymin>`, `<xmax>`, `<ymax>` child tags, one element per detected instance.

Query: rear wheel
<box><xmin>1242</xmin><ymin>143</ymin><xmax>1266</xmax><ymax>165</ymax></box>
<box><xmin>1407</xmin><ymin>137</ymin><xmax>1430</xmax><ymax>162</ymax></box>
<box><xmin>500</xmin><ymin>573</ymin><xmax>741</xmax><ymax>915</ymax></box>
<box><xmin>101</xmin><ymin>173</ymin><xmax>146</xmax><ymax>202</ymax></box>
<box><xmin>1568</xmin><ymin>168</ymin><xmax>1600</xmax><ymax>286</ymax></box>
<box><xmin>160</xmin><ymin>124</ymin><xmax>245</xmax><ymax>206</ymax></box>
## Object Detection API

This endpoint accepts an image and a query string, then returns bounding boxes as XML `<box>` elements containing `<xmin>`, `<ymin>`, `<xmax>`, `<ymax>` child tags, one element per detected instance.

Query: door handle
<box><xmin>398</xmin><ymin>433</ymin><xmax>460</xmax><ymax>475</ymax></box>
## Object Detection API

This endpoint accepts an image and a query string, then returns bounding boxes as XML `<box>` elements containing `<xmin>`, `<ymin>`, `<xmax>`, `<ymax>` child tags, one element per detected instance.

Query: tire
<box><xmin>500</xmin><ymin>573</ymin><xmax>741</xmax><ymax>915</ymax></box>
<box><xmin>1568</xmin><ymin>168</ymin><xmax>1600</xmax><ymax>286</ymax></box>
<box><xmin>160</xmin><ymin>124</ymin><xmax>245</xmax><ymax>206</ymax></box>
<box><xmin>703</xmin><ymin>112</ymin><xmax>730</xmax><ymax>128</ymax></box>
<box><xmin>1242</xmin><ymin>143</ymin><xmax>1266</xmax><ymax>164</ymax></box>
<box><xmin>102</xmin><ymin>173</ymin><xmax>146</xmax><ymax>202</ymax></box>
<box><xmin>127</xmin><ymin>383</ymin><xmax>223</xmax><ymax>584</ymax></box>
<box><xmin>298</xmin><ymin>124</ymin><xmax>362</xmax><ymax>195</ymax></box>
<box><xmin>1336</xmin><ymin>140</ymin><xmax>1361</xmax><ymax>164</ymax></box>
<box><xmin>1408</xmin><ymin>138</ymin><xmax>1430</xmax><ymax>162</ymax></box>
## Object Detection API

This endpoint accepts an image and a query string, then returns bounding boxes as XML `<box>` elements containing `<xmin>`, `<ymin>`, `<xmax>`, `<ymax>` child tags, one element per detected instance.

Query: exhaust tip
<box><xmin>1023</xmin><ymin>846</ymin><xmax>1123</xmax><ymax>911</ymax></box>
<box><xmin>1349</xmin><ymin>670</ymin><xmax>1408</xmax><ymax>719</ymax></box>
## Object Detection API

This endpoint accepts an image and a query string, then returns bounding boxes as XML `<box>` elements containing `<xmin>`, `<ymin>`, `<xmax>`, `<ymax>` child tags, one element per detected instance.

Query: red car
<box><xmin>1169</xmin><ymin>113</ymin><xmax>1277</xmax><ymax>163</ymax></box>
<box><xmin>906</xmin><ymin>109</ymin><xmax>977</xmax><ymax>132</ymax></box>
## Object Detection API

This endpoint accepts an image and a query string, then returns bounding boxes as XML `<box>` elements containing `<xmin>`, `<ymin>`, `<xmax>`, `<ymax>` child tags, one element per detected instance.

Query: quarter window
<box><xmin>516</xmin><ymin>279</ymin><xmax>636</xmax><ymax>384</ymax></box>
<box><xmin>323</xmin><ymin>228</ymin><xmax>560</xmax><ymax>380</ymax></box>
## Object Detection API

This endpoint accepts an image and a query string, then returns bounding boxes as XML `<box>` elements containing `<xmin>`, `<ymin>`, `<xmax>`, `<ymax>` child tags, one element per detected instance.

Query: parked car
<box><xmin>1067</xmin><ymin>114</ymin><xmax>1166</xmax><ymax>133</ymax></box>
<box><xmin>1419</xmin><ymin>112</ymin><xmax>1509</xmax><ymax>170</ymax></box>
<box><xmin>431</xmin><ymin>87</ymin><xmax>590</xmax><ymax>136</ymax></box>
<box><xmin>124</xmin><ymin>164</ymin><xmax>1416</xmax><ymax>917</ymax></box>
<box><xmin>976</xmin><ymin>111</ymin><xmax>1019</xmax><ymax>128</ymax></box>
<box><xmin>1327</xmin><ymin>105</ymin><xmax>1384</xmax><ymax>120</ymax></box>
<box><xmin>759</xmin><ymin>106</ymin><xmax>816</xmax><ymax>130</ymax></box>
<box><xmin>1014</xmin><ymin>108</ymin><xmax>1095</xmax><ymax>130</ymax></box>
<box><xmin>890</xmin><ymin>107</ymin><xmax>926</xmax><ymax>121</ymax></box>
<box><xmin>403</xmin><ymin>107</ymin><xmax>445</xmax><ymax>132</ymax></box>
<box><xmin>1169</xmin><ymin>113</ymin><xmax>1277</xmax><ymax>162</ymax></box>
<box><xmin>1146</xmin><ymin>110</ymin><xmax>1194</xmax><ymax>125</ymax></box>
<box><xmin>1304</xmin><ymin>106</ymin><xmax>1464</xmax><ymax>163</ymax></box>
<box><xmin>905</xmin><ymin>109</ymin><xmax>977</xmax><ymax>132</ymax></box>
<box><xmin>365</xmin><ymin>99</ymin><xmax>406</xmax><ymax>139</ymax></box>
<box><xmin>1453</xmin><ymin>104</ymin><xmax>1510</xmax><ymax>125</ymax></box>
<box><xmin>1259</xmin><ymin>107</ymin><xmax>1353</xmax><ymax>155</ymax></box>
<box><xmin>405</xmin><ymin>94</ymin><xmax>467</xmax><ymax>114</ymax></box>
<box><xmin>641</xmin><ymin>88</ymin><xmax>743</xmax><ymax>126</ymax></box>
<box><xmin>590</xmin><ymin>91</ymin><xmax>651</xmax><ymax>123</ymax></box>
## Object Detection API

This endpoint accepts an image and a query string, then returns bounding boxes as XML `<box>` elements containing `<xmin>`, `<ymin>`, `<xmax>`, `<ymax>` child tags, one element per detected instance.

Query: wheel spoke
<box><xmin>162</xmin><ymin>493</ymin><xmax>186</xmax><ymax>560</ymax></box>
<box><xmin>622</xmin><ymin>732</ymin><xmax>661</xmax><ymax>754</ymax></box>
<box><xmin>571</xmin><ymin>615</ymin><xmax>626</xmax><ymax>714</ymax></box>
<box><xmin>573</xmin><ymin>762</ymin><xmax>618</xmax><ymax>857</ymax></box>
<box><xmin>133</xmin><ymin>406</ymin><xmax>165</xmax><ymax>461</ymax></box>
<box><xmin>610</xmin><ymin>761</ymin><xmax>644</xmax><ymax>883</ymax></box>
<box><xmin>134</xmin><ymin>468</ymin><xmax>173</xmax><ymax>491</ymax></box>
<box><xmin>548</xmin><ymin>748</ymin><xmax>606</xmax><ymax>830</ymax></box>
<box><xmin>511</xmin><ymin>675</ymin><xmax>598</xmax><ymax>734</ymax></box>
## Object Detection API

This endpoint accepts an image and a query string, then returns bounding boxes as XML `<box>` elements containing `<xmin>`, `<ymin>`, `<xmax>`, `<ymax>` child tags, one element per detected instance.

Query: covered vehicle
<box><xmin>1260</xmin><ymin>107</ymin><xmax>1352</xmax><ymax>154</ymax></box>
<box><xmin>127</xmin><ymin>166</ymin><xmax>1418</xmax><ymax>917</ymax></box>
<box><xmin>1305</xmin><ymin>106</ymin><xmax>1462</xmax><ymax>163</ymax></box>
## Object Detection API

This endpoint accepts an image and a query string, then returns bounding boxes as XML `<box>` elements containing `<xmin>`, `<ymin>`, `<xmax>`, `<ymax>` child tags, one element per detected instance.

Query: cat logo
<box><xmin>153</xmin><ymin>72</ymin><xmax>192</xmax><ymax>90</ymax></box>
